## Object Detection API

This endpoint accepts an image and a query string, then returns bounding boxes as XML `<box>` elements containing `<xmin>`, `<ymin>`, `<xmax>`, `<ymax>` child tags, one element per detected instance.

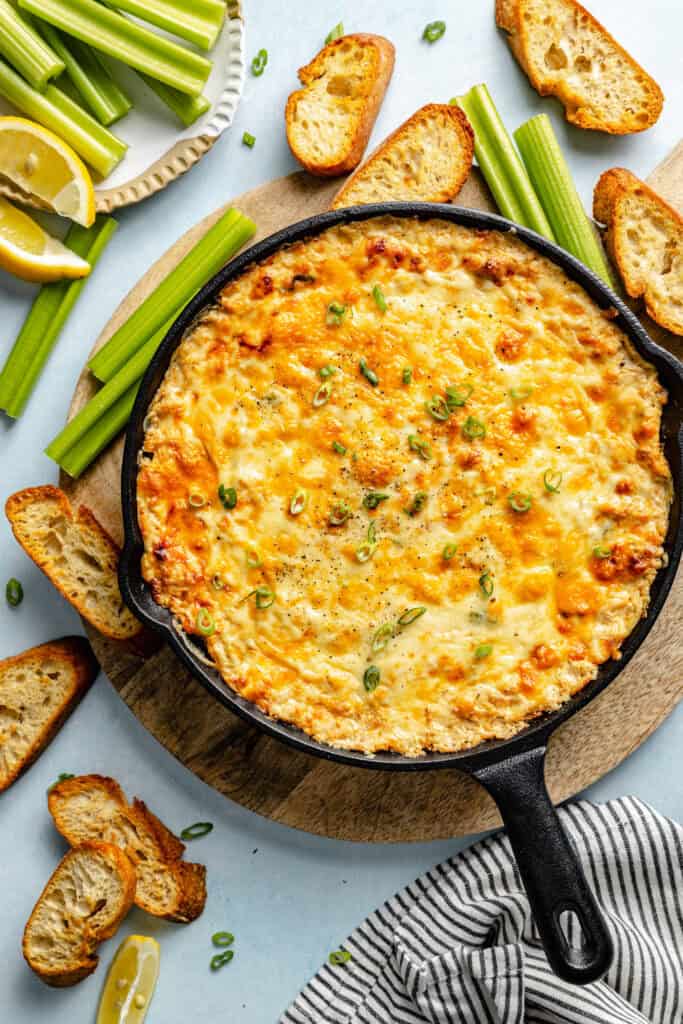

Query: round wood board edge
<box><xmin>62</xmin><ymin>167</ymin><xmax>683</xmax><ymax>843</ymax></box>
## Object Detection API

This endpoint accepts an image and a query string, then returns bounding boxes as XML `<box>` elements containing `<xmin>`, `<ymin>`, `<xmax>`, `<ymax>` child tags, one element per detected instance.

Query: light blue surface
<box><xmin>1</xmin><ymin>2</ymin><xmax>681</xmax><ymax>1021</ymax></box>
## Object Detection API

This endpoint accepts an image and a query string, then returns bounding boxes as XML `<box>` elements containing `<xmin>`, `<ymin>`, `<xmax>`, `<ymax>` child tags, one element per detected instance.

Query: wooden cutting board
<box><xmin>62</xmin><ymin>145</ymin><xmax>683</xmax><ymax>842</ymax></box>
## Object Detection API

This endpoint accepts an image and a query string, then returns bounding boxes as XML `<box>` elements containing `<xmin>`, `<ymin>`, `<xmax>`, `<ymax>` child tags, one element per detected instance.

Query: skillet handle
<box><xmin>472</xmin><ymin>745</ymin><xmax>613</xmax><ymax>985</ymax></box>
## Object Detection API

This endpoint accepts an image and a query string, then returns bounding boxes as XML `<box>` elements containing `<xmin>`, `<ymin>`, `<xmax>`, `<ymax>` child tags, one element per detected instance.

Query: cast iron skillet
<box><xmin>120</xmin><ymin>203</ymin><xmax>683</xmax><ymax>986</ymax></box>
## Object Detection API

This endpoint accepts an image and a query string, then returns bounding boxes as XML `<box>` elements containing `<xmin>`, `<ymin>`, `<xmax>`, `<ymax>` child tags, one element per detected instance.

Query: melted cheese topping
<box><xmin>137</xmin><ymin>217</ymin><xmax>671</xmax><ymax>756</ymax></box>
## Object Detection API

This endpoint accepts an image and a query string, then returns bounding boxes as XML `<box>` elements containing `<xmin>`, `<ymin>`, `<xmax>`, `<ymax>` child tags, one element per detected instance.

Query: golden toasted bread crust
<box><xmin>594</xmin><ymin>168</ymin><xmax>683</xmax><ymax>335</ymax></box>
<box><xmin>0</xmin><ymin>636</ymin><xmax>98</xmax><ymax>792</ymax></box>
<box><xmin>286</xmin><ymin>33</ymin><xmax>395</xmax><ymax>176</ymax></box>
<box><xmin>331</xmin><ymin>103</ymin><xmax>474</xmax><ymax>209</ymax></box>
<box><xmin>496</xmin><ymin>0</ymin><xmax>663</xmax><ymax>134</ymax></box>
<box><xmin>22</xmin><ymin>841</ymin><xmax>135</xmax><ymax>987</ymax></box>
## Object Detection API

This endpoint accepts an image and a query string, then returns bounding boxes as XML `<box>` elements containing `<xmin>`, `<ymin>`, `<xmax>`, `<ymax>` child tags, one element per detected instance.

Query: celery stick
<box><xmin>138</xmin><ymin>73</ymin><xmax>210</xmax><ymax>127</ymax></box>
<box><xmin>0</xmin><ymin>0</ymin><xmax>64</xmax><ymax>91</ymax></box>
<box><xmin>453</xmin><ymin>85</ymin><xmax>555</xmax><ymax>241</ymax></box>
<box><xmin>18</xmin><ymin>0</ymin><xmax>212</xmax><ymax>97</ymax></box>
<box><xmin>37</xmin><ymin>22</ymin><xmax>131</xmax><ymax>125</ymax></box>
<box><xmin>514</xmin><ymin>114</ymin><xmax>612</xmax><ymax>285</ymax></box>
<box><xmin>47</xmin><ymin>321</ymin><xmax>168</xmax><ymax>462</ymax></box>
<box><xmin>112</xmin><ymin>0</ymin><xmax>224</xmax><ymax>52</ymax></box>
<box><xmin>0</xmin><ymin>59</ymin><xmax>126</xmax><ymax>177</ymax></box>
<box><xmin>59</xmin><ymin>382</ymin><xmax>139</xmax><ymax>478</ymax></box>
<box><xmin>89</xmin><ymin>209</ymin><xmax>256</xmax><ymax>382</ymax></box>
<box><xmin>0</xmin><ymin>217</ymin><xmax>117</xmax><ymax>418</ymax></box>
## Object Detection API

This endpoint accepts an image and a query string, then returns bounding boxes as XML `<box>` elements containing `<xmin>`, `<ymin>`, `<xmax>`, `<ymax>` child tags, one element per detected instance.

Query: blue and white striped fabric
<box><xmin>282</xmin><ymin>798</ymin><xmax>683</xmax><ymax>1024</ymax></box>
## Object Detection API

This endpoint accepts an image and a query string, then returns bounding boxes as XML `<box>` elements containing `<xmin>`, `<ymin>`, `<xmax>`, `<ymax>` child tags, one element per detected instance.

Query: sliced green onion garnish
<box><xmin>242</xmin><ymin>131</ymin><xmax>255</xmax><ymax>148</ymax></box>
<box><xmin>329</xmin><ymin>501</ymin><xmax>350</xmax><ymax>526</ymax></box>
<box><xmin>313</xmin><ymin>381</ymin><xmax>333</xmax><ymax>407</ymax></box>
<box><xmin>445</xmin><ymin>383</ymin><xmax>473</xmax><ymax>409</ymax></box>
<box><xmin>510</xmin><ymin>385</ymin><xmax>534</xmax><ymax>402</ymax></box>
<box><xmin>397</xmin><ymin>606</ymin><xmax>427</xmax><ymax>627</ymax></box>
<box><xmin>422</xmin><ymin>20</ymin><xmax>446</xmax><ymax>42</ymax></box>
<box><xmin>325</xmin><ymin>22</ymin><xmax>344</xmax><ymax>44</ymax></box>
<box><xmin>188</xmin><ymin>492</ymin><xmax>205</xmax><ymax>508</ymax></box>
<box><xmin>289</xmin><ymin>488</ymin><xmax>308</xmax><ymax>515</ymax></box>
<box><xmin>402</xmin><ymin>367</ymin><xmax>412</xmax><ymax>385</ymax></box>
<box><xmin>211</xmin><ymin>574</ymin><xmax>224</xmax><ymax>590</ymax></box>
<box><xmin>180</xmin><ymin>821</ymin><xmax>213</xmax><ymax>840</ymax></box>
<box><xmin>404</xmin><ymin>491</ymin><xmax>428</xmax><ymax>517</ymax></box>
<box><xmin>371</xmin><ymin>622</ymin><xmax>394</xmax><ymax>654</ymax></box>
<box><xmin>426</xmin><ymin>395</ymin><xmax>450</xmax><ymax>421</ymax></box>
<box><xmin>332</xmin><ymin>440</ymin><xmax>347</xmax><ymax>455</ymax></box>
<box><xmin>251</xmin><ymin>48</ymin><xmax>267</xmax><ymax>76</ymax></box>
<box><xmin>363</xmin><ymin>665</ymin><xmax>380</xmax><ymax>692</ymax></box>
<box><xmin>479</xmin><ymin>572</ymin><xmax>494</xmax><ymax>598</ymax></box>
<box><xmin>212</xmin><ymin>932</ymin><xmax>234</xmax><ymax>948</ymax></box>
<box><xmin>543</xmin><ymin>469</ymin><xmax>562</xmax><ymax>493</ymax></box>
<box><xmin>326</xmin><ymin>302</ymin><xmax>347</xmax><ymax>326</ymax></box>
<box><xmin>329</xmin><ymin>949</ymin><xmax>352</xmax><ymax>965</ymax></box>
<box><xmin>218</xmin><ymin>484</ymin><xmax>237</xmax><ymax>509</ymax></box>
<box><xmin>246</xmin><ymin>549</ymin><xmax>261</xmax><ymax>568</ymax></box>
<box><xmin>359</xmin><ymin>357</ymin><xmax>379</xmax><ymax>387</ymax></box>
<box><xmin>362</xmin><ymin>491</ymin><xmax>389</xmax><ymax>510</ymax></box>
<box><xmin>408</xmin><ymin>433</ymin><xmax>432</xmax><ymax>461</ymax></box>
<box><xmin>6</xmin><ymin>577</ymin><xmax>23</xmax><ymax>606</ymax></box>
<box><xmin>319</xmin><ymin>364</ymin><xmax>336</xmax><ymax>379</ymax></box>
<box><xmin>248</xmin><ymin>586</ymin><xmax>275</xmax><ymax>609</ymax></box>
<box><xmin>462</xmin><ymin>416</ymin><xmax>486</xmax><ymax>440</ymax></box>
<box><xmin>474</xmin><ymin>644</ymin><xmax>492</xmax><ymax>659</ymax></box>
<box><xmin>196</xmin><ymin>608</ymin><xmax>215</xmax><ymax>636</ymax></box>
<box><xmin>211</xmin><ymin>951</ymin><xmax>234</xmax><ymax>970</ymax></box>
<box><xmin>592</xmin><ymin>545</ymin><xmax>612</xmax><ymax>559</ymax></box>
<box><xmin>508</xmin><ymin>491</ymin><xmax>533</xmax><ymax>513</ymax></box>
<box><xmin>442</xmin><ymin>543</ymin><xmax>458</xmax><ymax>561</ymax></box>
<box><xmin>356</xmin><ymin>522</ymin><xmax>378</xmax><ymax>563</ymax></box>
<box><xmin>372</xmin><ymin>284</ymin><xmax>387</xmax><ymax>312</ymax></box>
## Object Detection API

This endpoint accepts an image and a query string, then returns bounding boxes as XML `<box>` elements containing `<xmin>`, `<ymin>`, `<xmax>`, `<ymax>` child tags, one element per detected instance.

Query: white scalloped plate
<box><xmin>0</xmin><ymin>4</ymin><xmax>244</xmax><ymax>213</ymax></box>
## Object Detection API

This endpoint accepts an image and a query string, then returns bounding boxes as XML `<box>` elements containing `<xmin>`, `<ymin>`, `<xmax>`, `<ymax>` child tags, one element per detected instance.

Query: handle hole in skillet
<box><xmin>557</xmin><ymin>909</ymin><xmax>589</xmax><ymax>954</ymax></box>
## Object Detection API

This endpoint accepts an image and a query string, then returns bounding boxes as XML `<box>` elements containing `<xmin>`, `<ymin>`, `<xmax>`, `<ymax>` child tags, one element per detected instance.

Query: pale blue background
<box><xmin>1</xmin><ymin>2</ymin><xmax>681</xmax><ymax>1021</ymax></box>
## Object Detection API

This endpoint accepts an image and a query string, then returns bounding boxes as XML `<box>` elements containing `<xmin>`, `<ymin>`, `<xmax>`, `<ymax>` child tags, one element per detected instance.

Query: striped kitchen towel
<box><xmin>282</xmin><ymin>797</ymin><xmax>683</xmax><ymax>1024</ymax></box>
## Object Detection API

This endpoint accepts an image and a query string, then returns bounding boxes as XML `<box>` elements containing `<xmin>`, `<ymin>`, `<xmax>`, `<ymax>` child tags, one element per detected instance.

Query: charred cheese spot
<box><xmin>137</xmin><ymin>216</ymin><xmax>670</xmax><ymax>757</ymax></box>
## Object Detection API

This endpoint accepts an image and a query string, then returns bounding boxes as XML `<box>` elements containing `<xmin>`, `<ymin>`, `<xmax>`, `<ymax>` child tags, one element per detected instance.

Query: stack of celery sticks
<box><xmin>0</xmin><ymin>0</ymin><xmax>225</xmax><ymax>181</ymax></box>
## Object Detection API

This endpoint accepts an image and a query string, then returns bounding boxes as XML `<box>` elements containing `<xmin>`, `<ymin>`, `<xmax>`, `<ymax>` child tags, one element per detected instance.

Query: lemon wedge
<box><xmin>97</xmin><ymin>935</ymin><xmax>160</xmax><ymax>1024</ymax></box>
<box><xmin>0</xmin><ymin>117</ymin><xmax>95</xmax><ymax>227</ymax></box>
<box><xmin>0</xmin><ymin>197</ymin><xmax>91</xmax><ymax>282</ymax></box>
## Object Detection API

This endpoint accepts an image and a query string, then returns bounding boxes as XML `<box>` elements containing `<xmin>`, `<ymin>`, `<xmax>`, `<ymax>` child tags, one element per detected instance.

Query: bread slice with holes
<box><xmin>5</xmin><ymin>486</ymin><xmax>141</xmax><ymax>641</ymax></box>
<box><xmin>286</xmin><ymin>33</ymin><xmax>395</xmax><ymax>177</ymax></box>
<box><xmin>594</xmin><ymin>168</ymin><xmax>683</xmax><ymax>336</ymax></box>
<box><xmin>495</xmin><ymin>0</ymin><xmax>663</xmax><ymax>134</ymax></box>
<box><xmin>331</xmin><ymin>104</ymin><xmax>474</xmax><ymax>210</ymax></box>
<box><xmin>48</xmin><ymin>774</ymin><xmax>206</xmax><ymax>923</ymax></box>
<box><xmin>23</xmin><ymin>841</ymin><xmax>136</xmax><ymax>987</ymax></box>
<box><xmin>0</xmin><ymin>637</ymin><xmax>98</xmax><ymax>792</ymax></box>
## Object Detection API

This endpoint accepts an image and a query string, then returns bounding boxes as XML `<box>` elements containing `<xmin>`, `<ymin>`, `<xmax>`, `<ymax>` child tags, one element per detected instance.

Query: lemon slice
<box><xmin>0</xmin><ymin>117</ymin><xmax>95</xmax><ymax>227</ymax></box>
<box><xmin>97</xmin><ymin>935</ymin><xmax>160</xmax><ymax>1024</ymax></box>
<box><xmin>0</xmin><ymin>197</ymin><xmax>91</xmax><ymax>282</ymax></box>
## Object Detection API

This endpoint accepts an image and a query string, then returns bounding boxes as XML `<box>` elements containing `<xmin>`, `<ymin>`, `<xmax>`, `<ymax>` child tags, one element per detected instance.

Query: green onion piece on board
<box><xmin>514</xmin><ymin>113</ymin><xmax>612</xmax><ymax>285</ymax></box>
<box><xmin>329</xmin><ymin>950</ymin><xmax>352</xmax><ymax>965</ymax></box>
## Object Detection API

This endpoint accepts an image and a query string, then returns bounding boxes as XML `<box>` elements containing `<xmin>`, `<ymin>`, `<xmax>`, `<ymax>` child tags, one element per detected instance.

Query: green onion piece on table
<box><xmin>422</xmin><ymin>20</ymin><xmax>446</xmax><ymax>43</ymax></box>
<box><xmin>36</xmin><ymin>22</ymin><xmax>131</xmax><ymax>125</ymax></box>
<box><xmin>212</xmin><ymin>932</ymin><xmax>234</xmax><ymax>948</ymax></box>
<box><xmin>514</xmin><ymin>113</ymin><xmax>612</xmax><ymax>285</ymax></box>
<box><xmin>325</xmin><ymin>22</ymin><xmax>344</xmax><ymax>44</ymax></box>
<box><xmin>211</xmin><ymin>951</ymin><xmax>234</xmax><ymax>970</ymax></box>
<box><xmin>0</xmin><ymin>0</ymin><xmax>64</xmax><ymax>91</ymax></box>
<box><xmin>242</xmin><ymin>131</ymin><xmax>255</xmax><ymax>148</ymax></box>
<box><xmin>453</xmin><ymin>84</ymin><xmax>554</xmax><ymax>241</ymax></box>
<box><xmin>18</xmin><ymin>0</ymin><xmax>212</xmax><ymax>97</ymax></box>
<box><xmin>251</xmin><ymin>48</ymin><xmax>267</xmax><ymax>76</ymax></box>
<box><xmin>108</xmin><ymin>0</ymin><xmax>224</xmax><ymax>53</ymax></box>
<box><xmin>137</xmin><ymin>72</ymin><xmax>210</xmax><ymax>128</ymax></box>
<box><xmin>0</xmin><ymin>60</ymin><xmax>127</xmax><ymax>177</ymax></box>
<box><xmin>89</xmin><ymin>209</ymin><xmax>256</xmax><ymax>381</ymax></box>
<box><xmin>180</xmin><ymin>821</ymin><xmax>213</xmax><ymax>840</ymax></box>
<box><xmin>0</xmin><ymin>216</ymin><xmax>118</xmax><ymax>419</ymax></box>
<box><xmin>6</xmin><ymin>578</ymin><xmax>23</xmax><ymax>606</ymax></box>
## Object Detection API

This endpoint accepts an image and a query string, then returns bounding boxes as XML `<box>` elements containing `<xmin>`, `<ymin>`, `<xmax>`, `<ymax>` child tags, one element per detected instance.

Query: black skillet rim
<box><xmin>119</xmin><ymin>202</ymin><xmax>683</xmax><ymax>773</ymax></box>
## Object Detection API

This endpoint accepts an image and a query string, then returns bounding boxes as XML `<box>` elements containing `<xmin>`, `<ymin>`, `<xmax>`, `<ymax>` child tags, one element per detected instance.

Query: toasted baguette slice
<box><xmin>23</xmin><ymin>841</ymin><xmax>135</xmax><ymax>987</ymax></box>
<box><xmin>5</xmin><ymin>486</ymin><xmax>141</xmax><ymax>641</ymax></box>
<box><xmin>0</xmin><ymin>637</ymin><xmax>98</xmax><ymax>792</ymax></box>
<box><xmin>286</xmin><ymin>33</ymin><xmax>395</xmax><ymax>177</ymax></box>
<box><xmin>48</xmin><ymin>774</ymin><xmax>206</xmax><ymax>923</ymax></box>
<box><xmin>496</xmin><ymin>0</ymin><xmax>663</xmax><ymax>134</ymax></box>
<box><xmin>330</xmin><ymin>104</ymin><xmax>474</xmax><ymax>210</ymax></box>
<box><xmin>594</xmin><ymin>168</ymin><xmax>683</xmax><ymax>336</ymax></box>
